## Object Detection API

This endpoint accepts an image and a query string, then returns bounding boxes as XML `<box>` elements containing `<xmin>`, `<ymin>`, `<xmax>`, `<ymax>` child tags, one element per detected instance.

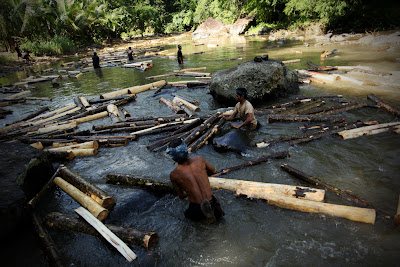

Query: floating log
<box><xmin>159</xmin><ymin>97</ymin><xmax>184</xmax><ymax>114</ymax></box>
<box><xmin>79</xmin><ymin>97</ymin><xmax>91</xmax><ymax>108</ymax></box>
<box><xmin>167</xmin><ymin>80</ymin><xmax>201</xmax><ymax>86</ymax></box>
<box><xmin>119</xmin><ymin>107</ymin><xmax>131</xmax><ymax>118</ymax></box>
<box><xmin>280</xmin><ymin>164</ymin><xmax>391</xmax><ymax>218</ymax></box>
<box><xmin>171</xmin><ymin>93</ymin><xmax>199</xmax><ymax>105</ymax></box>
<box><xmin>74</xmin><ymin>97</ymin><xmax>85</xmax><ymax>110</ymax></box>
<box><xmin>105</xmin><ymin>173</ymin><xmax>325</xmax><ymax>202</ymax></box>
<box><xmin>170</xmin><ymin>117</ymin><xmax>202</xmax><ymax>135</ymax></box>
<box><xmin>29</xmin><ymin>107</ymin><xmax>81</xmax><ymax>126</ymax></box>
<box><xmin>30</xmin><ymin>142</ymin><xmax>44</xmax><ymax>149</ymax></box>
<box><xmin>71</xmin><ymin>111</ymin><xmax>109</xmax><ymax>124</ymax></box>
<box><xmin>99</xmin><ymin>89</ymin><xmax>131</xmax><ymax>99</ymax></box>
<box><xmin>296</xmin><ymin>69</ymin><xmax>341</xmax><ymax>82</ymax></box>
<box><xmin>128</xmin><ymin>80</ymin><xmax>166</xmax><ymax>94</ymax></box>
<box><xmin>187</xmin><ymin>81</ymin><xmax>209</xmax><ymax>88</ymax></box>
<box><xmin>49</xmin><ymin>141</ymin><xmax>99</xmax><ymax>151</ymax></box>
<box><xmin>44</xmin><ymin>150</ymin><xmax>75</xmax><ymax>161</ymax></box>
<box><xmin>268</xmin><ymin>114</ymin><xmax>346</xmax><ymax>123</ymax></box>
<box><xmin>145</xmin><ymin>73</ymin><xmax>175</xmax><ymax>80</ymax></box>
<box><xmin>282</xmin><ymin>59</ymin><xmax>301</xmax><ymax>64</ymax></box>
<box><xmin>5</xmin><ymin>90</ymin><xmax>31</xmax><ymax>100</ymax></box>
<box><xmin>211</xmin><ymin>151</ymin><xmax>289</xmax><ymax>176</ymax></box>
<box><xmin>147</xmin><ymin>132</ymin><xmax>188</xmax><ymax>151</ymax></box>
<box><xmin>297</xmin><ymin>102</ymin><xmax>366</xmax><ymax>115</ymax></box>
<box><xmin>174</xmin><ymin>67</ymin><xmax>206</xmax><ymax>73</ymax></box>
<box><xmin>6</xmin><ymin>107</ymin><xmax>49</xmax><ymax>126</ymax></box>
<box><xmin>337</xmin><ymin>121</ymin><xmax>400</xmax><ymax>140</ymax></box>
<box><xmin>27</xmin><ymin>122</ymin><xmax>78</xmax><ymax>136</ymax></box>
<box><xmin>173</xmin><ymin>100</ymin><xmax>197</xmax><ymax>117</ymax></box>
<box><xmin>59</xmin><ymin>165</ymin><xmax>115</xmax><ymax>208</ymax></box>
<box><xmin>107</xmin><ymin>104</ymin><xmax>123</xmax><ymax>123</ymax></box>
<box><xmin>188</xmin><ymin>117</ymin><xmax>225</xmax><ymax>152</ymax></box>
<box><xmin>306</xmin><ymin>61</ymin><xmax>337</xmax><ymax>71</ymax></box>
<box><xmin>25</xmin><ymin>104</ymin><xmax>77</xmax><ymax>124</ymax></box>
<box><xmin>54</xmin><ymin>177</ymin><xmax>109</xmax><ymax>220</ymax></box>
<box><xmin>89</xmin><ymin>96</ymin><xmax>126</xmax><ymax>104</ymax></box>
<box><xmin>75</xmin><ymin>207</ymin><xmax>137</xmax><ymax>262</ymax></box>
<box><xmin>131</xmin><ymin>122</ymin><xmax>185</xmax><ymax>137</ymax></box>
<box><xmin>173</xmin><ymin>96</ymin><xmax>200</xmax><ymax>111</ymax></box>
<box><xmin>280</xmin><ymin>100</ymin><xmax>325</xmax><ymax>115</ymax></box>
<box><xmin>93</xmin><ymin>120</ymin><xmax>158</xmax><ymax>131</ymax></box>
<box><xmin>32</xmin><ymin>212</ymin><xmax>65</xmax><ymax>267</ymax></box>
<box><xmin>367</xmin><ymin>94</ymin><xmax>400</xmax><ymax>117</ymax></box>
<box><xmin>184</xmin><ymin>112</ymin><xmax>221</xmax><ymax>146</ymax></box>
<box><xmin>237</xmin><ymin>186</ymin><xmax>375</xmax><ymax>224</ymax></box>
<box><xmin>44</xmin><ymin>212</ymin><xmax>158</xmax><ymax>249</ymax></box>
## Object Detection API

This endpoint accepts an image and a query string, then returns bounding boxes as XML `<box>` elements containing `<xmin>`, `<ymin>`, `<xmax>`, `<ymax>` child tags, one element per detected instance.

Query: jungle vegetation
<box><xmin>1</xmin><ymin>0</ymin><xmax>399</xmax><ymax>55</ymax></box>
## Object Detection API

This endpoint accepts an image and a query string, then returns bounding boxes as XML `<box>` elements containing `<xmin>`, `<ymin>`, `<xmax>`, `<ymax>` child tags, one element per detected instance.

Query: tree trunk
<box><xmin>59</xmin><ymin>165</ymin><xmax>115</xmax><ymax>208</ymax></box>
<box><xmin>173</xmin><ymin>100</ymin><xmax>197</xmax><ymax>117</ymax></box>
<box><xmin>367</xmin><ymin>94</ymin><xmax>400</xmax><ymax>117</ymax></box>
<box><xmin>211</xmin><ymin>151</ymin><xmax>289</xmax><ymax>176</ymax></box>
<box><xmin>280</xmin><ymin>164</ymin><xmax>391</xmax><ymax>218</ymax></box>
<box><xmin>173</xmin><ymin>96</ymin><xmax>200</xmax><ymax>111</ymax></box>
<box><xmin>237</xmin><ymin>186</ymin><xmax>375</xmax><ymax>224</ymax></box>
<box><xmin>44</xmin><ymin>150</ymin><xmax>75</xmax><ymax>161</ymax></box>
<box><xmin>127</xmin><ymin>80</ymin><xmax>166</xmax><ymax>94</ymax></box>
<box><xmin>44</xmin><ymin>212</ymin><xmax>158</xmax><ymax>249</ymax></box>
<box><xmin>268</xmin><ymin>114</ymin><xmax>346</xmax><ymax>123</ymax></box>
<box><xmin>53</xmin><ymin>177</ymin><xmax>109</xmax><ymax>220</ymax></box>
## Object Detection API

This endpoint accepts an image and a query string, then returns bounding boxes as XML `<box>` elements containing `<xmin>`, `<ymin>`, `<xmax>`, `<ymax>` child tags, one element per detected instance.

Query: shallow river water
<box><xmin>1</xmin><ymin>32</ymin><xmax>400</xmax><ymax>266</ymax></box>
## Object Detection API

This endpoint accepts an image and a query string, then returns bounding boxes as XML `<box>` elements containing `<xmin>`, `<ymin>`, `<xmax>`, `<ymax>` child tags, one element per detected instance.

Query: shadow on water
<box><xmin>1</xmin><ymin>33</ymin><xmax>400</xmax><ymax>266</ymax></box>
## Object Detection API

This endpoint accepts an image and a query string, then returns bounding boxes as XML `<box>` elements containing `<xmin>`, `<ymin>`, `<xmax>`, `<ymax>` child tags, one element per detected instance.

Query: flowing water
<box><xmin>1</xmin><ymin>32</ymin><xmax>400</xmax><ymax>266</ymax></box>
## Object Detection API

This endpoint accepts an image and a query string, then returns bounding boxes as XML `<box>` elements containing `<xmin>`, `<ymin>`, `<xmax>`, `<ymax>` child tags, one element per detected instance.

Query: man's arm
<box><xmin>225</xmin><ymin>110</ymin><xmax>237</xmax><ymax>121</ymax></box>
<box><xmin>204</xmin><ymin>159</ymin><xmax>217</xmax><ymax>176</ymax></box>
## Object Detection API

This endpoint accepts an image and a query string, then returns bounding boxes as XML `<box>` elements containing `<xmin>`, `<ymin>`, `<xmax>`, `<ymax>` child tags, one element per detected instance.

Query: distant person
<box><xmin>15</xmin><ymin>44</ymin><xmax>22</xmax><ymax>59</ymax></box>
<box><xmin>225</xmin><ymin>87</ymin><xmax>259</xmax><ymax>130</ymax></box>
<box><xmin>167</xmin><ymin>138</ymin><xmax>224</xmax><ymax>223</ymax></box>
<box><xmin>22</xmin><ymin>51</ymin><xmax>32</xmax><ymax>63</ymax></box>
<box><xmin>177</xmin><ymin>44</ymin><xmax>183</xmax><ymax>64</ymax></box>
<box><xmin>127</xmin><ymin>47</ymin><xmax>134</xmax><ymax>61</ymax></box>
<box><xmin>92</xmin><ymin>52</ymin><xmax>100</xmax><ymax>68</ymax></box>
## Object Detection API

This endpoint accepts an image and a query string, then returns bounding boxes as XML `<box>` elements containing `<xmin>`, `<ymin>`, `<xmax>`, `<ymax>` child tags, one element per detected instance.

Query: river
<box><xmin>1</xmin><ymin>32</ymin><xmax>400</xmax><ymax>266</ymax></box>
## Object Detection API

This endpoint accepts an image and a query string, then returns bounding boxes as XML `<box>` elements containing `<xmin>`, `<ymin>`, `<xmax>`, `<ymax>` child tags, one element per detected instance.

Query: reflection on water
<box><xmin>1</xmin><ymin>33</ymin><xmax>400</xmax><ymax>266</ymax></box>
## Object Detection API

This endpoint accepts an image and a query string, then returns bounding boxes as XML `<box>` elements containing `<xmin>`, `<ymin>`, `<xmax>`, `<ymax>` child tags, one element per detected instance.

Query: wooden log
<box><xmin>44</xmin><ymin>212</ymin><xmax>158</xmax><ymax>249</ymax></box>
<box><xmin>147</xmin><ymin>131</ymin><xmax>188</xmax><ymax>151</ymax></box>
<box><xmin>237</xmin><ymin>186</ymin><xmax>376</xmax><ymax>224</ymax></box>
<box><xmin>280</xmin><ymin>164</ymin><xmax>391</xmax><ymax>218</ymax></box>
<box><xmin>280</xmin><ymin>100</ymin><xmax>325</xmax><ymax>115</ymax></box>
<box><xmin>171</xmin><ymin>93</ymin><xmax>199</xmax><ymax>105</ymax></box>
<box><xmin>107</xmin><ymin>104</ymin><xmax>123</xmax><ymax>123</ymax></box>
<box><xmin>93</xmin><ymin>120</ymin><xmax>158</xmax><ymax>131</ymax></box>
<box><xmin>211</xmin><ymin>151</ymin><xmax>289</xmax><ymax>176</ymax></box>
<box><xmin>72</xmin><ymin>111</ymin><xmax>109</xmax><ymax>124</ymax></box>
<box><xmin>75</xmin><ymin>135</ymin><xmax>137</xmax><ymax>141</ymax></box>
<box><xmin>306</xmin><ymin>61</ymin><xmax>337</xmax><ymax>71</ymax></box>
<box><xmin>132</xmin><ymin>123</ymin><xmax>183</xmax><ymax>137</ymax></box>
<box><xmin>174</xmin><ymin>67</ymin><xmax>206</xmax><ymax>73</ymax></box>
<box><xmin>50</xmin><ymin>129</ymin><xmax>92</xmax><ymax>139</ymax></box>
<box><xmin>296</xmin><ymin>69</ymin><xmax>341</xmax><ymax>82</ymax></box>
<box><xmin>297</xmin><ymin>102</ymin><xmax>366</xmax><ymax>115</ymax></box>
<box><xmin>145</xmin><ymin>73</ymin><xmax>175</xmax><ymax>80</ymax></box>
<box><xmin>30</xmin><ymin>142</ymin><xmax>44</xmax><ymax>149</ymax></box>
<box><xmin>100</xmin><ymin>89</ymin><xmax>130</xmax><ymax>99</ymax></box>
<box><xmin>25</xmin><ymin>104</ymin><xmax>77</xmax><ymax>123</ymax></box>
<box><xmin>352</xmin><ymin>68</ymin><xmax>392</xmax><ymax>76</ymax></box>
<box><xmin>282</xmin><ymin>59</ymin><xmax>301</xmax><ymax>64</ymax></box>
<box><xmin>127</xmin><ymin>80</ymin><xmax>166</xmax><ymax>94</ymax></box>
<box><xmin>173</xmin><ymin>96</ymin><xmax>200</xmax><ymax>111</ymax></box>
<box><xmin>95</xmin><ymin>138</ymin><xmax>128</xmax><ymax>147</ymax></box>
<box><xmin>32</xmin><ymin>212</ymin><xmax>65</xmax><ymax>267</ymax></box>
<box><xmin>186</xmin><ymin>81</ymin><xmax>209</xmax><ymax>88</ymax></box>
<box><xmin>49</xmin><ymin>141</ymin><xmax>99</xmax><ymax>151</ymax></box>
<box><xmin>5</xmin><ymin>90</ymin><xmax>31</xmax><ymax>99</ymax></box>
<box><xmin>59</xmin><ymin>165</ymin><xmax>115</xmax><ymax>208</ymax></box>
<box><xmin>74</xmin><ymin>97</ymin><xmax>85</xmax><ymax>110</ymax></box>
<box><xmin>184</xmin><ymin>112</ymin><xmax>221</xmax><ymax>146</ymax></box>
<box><xmin>79</xmin><ymin>96</ymin><xmax>91</xmax><ymax>108</ymax></box>
<box><xmin>89</xmin><ymin>96</ymin><xmax>126</xmax><ymax>104</ymax></box>
<box><xmin>74</xmin><ymin>207</ymin><xmax>137</xmax><ymax>262</ymax></box>
<box><xmin>337</xmin><ymin>122</ymin><xmax>400</xmax><ymax>140</ymax></box>
<box><xmin>167</xmin><ymin>80</ymin><xmax>201</xmax><ymax>86</ymax></box>
<box><xmin>28</xmin><ymin>107</ymin><xmax>81</xmax><ymax>126</ymax></box>
<box><xmin>170</xmin><ymin>117</ymin><xmax>202</xmax><ymax>135</ymax></box>
<box><xmin>188</xmin><ymin>117</ymin><xmax>225</xmax><ymax>152</ymax></box>
<box><xmin>105</xmin><ymin>173</ymin><xmax>325</xmax><ymax>202</ymax></box>
<box><xmin>159</xmin><ymin>97</ymin><xmax>184</xmax><ymax>114</ymax></box>
<box><xmin>69</xmin><ymin>148</ymin><xmax>98</xmax><ymax>157</ymax></box>
<box><xmin>44</xmin><ymin>150</ymin><xmax>75</xmax><ymax>161</ymax></box>
<box><xmin>268</xmin><ymin>114</ymin><xmax>346</xmax><ymax>123</ymax></box>
<box><xmin>119</xmin><ymin>107</ymin><xmax>131</xmax><ymax>118</ymax></box>
<box><xmin>27</xmin><ymin>122</ymin><xmax>78</xmax><ymax>136</ymax></box>
<box><xmin>173</xmin><ymin>100</ymin><xmax>197</xmax><ymax>117</ymax></box>
<box><xmin>367</xmin><ymin>94</ymin><xmax>400</xmax><ymax>117</ymax></box>
<box><xmin>54</xmin><ymin>177</ymin><xmax>108</xmax><ymax>220</ymax></box>
<box><xmin>6</xmin><ymin>107</ymin><xmax>50</xmax><ymax>126</ymax></box>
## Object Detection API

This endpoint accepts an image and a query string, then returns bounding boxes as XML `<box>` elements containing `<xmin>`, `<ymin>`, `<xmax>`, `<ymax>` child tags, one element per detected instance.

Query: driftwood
<box><xmin>268</xmin><ymin>114</ymin><xmax>346</xmax><ymax>123</ymax></box>
<box><xmin>54</xmin><ymin>177</ymin><xmax>109</xmax><ymax>220</ymax></box>
<box><xmin>32</xmin><ymin>212</ymin><xmax>65</xmax><ymax>267</ymax></box>
<box><xmin>184</xmin><ymin>112</ymin><xmax>221</xmax><ymax>146</ymax></box>
<box><xmin>211</xmin><ymin>151</ymin><xmax>290</xmax><ymax>177</ymax></box>
<box><xmin>59</xmin><ymin>165</ymin><xmax>115</xmax><ymax>208</ymax></box>
<box><xmin>159</xmin><ymin>97</ymin><xmax>184</xmax><ymax>114</ymax></box>
<box><xmin>237</xmin><ymin>186</ymin><xmax>375</xmax><ymax>224</ymax></box>
<box><xmin>107</xmin><ymin>104</ymin><xmax>123</xmax><ymax>123</ymax></box>
<box><xmin>106</xmin><ymin>173</ymin><xmax>325</xmax><ymax>202</ymax></box>
<box><xmin>367</xmin><ymin>94</ymin><xmax>400</xmax><ymax>117</ymax></box>
<box><xmin>280</xmin><ymin>164</ymin><xmax>391</xmax><ymax>218</ymax></box>
<box><xmin>44</xmin><ymin>212</ymin><xmax>158</xmax><ymax>249</ymax></box>
<box><xmin>172</xmin><ymin>96</ymin><xmax>200</xmax><ymax>111</ymax></box>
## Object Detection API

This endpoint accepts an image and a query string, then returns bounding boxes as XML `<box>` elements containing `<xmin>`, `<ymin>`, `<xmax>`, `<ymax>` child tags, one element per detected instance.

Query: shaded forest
<box><xmin>1</xmin><ymin>0</ymin><xmax>399</xmax><ymax>55</ymax></box>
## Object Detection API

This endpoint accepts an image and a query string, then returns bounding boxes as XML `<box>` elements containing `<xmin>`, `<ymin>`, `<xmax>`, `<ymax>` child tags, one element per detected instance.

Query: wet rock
<box><xmin>358</xmin><ymin>32</ymin><xmax>400</xmax><ymax>46</ymax></box>
<box><xmin>228</xmin><ymin>15</ymin><xmax>255</xmax><ymax>35</ymax></box>
<box><xmin>212</xmin><ymin>129</ymin><xmax>249</xmax><ymax>154</ymax></box>
<box><xmin>209</xmin><ymin>59</ymin><xmax>299</xmax><ymax>106</ymax></box>
<box><xmin>193</xmin><ymin>17</ymin><xmax>229</xmax><ymax>39</ymax></box>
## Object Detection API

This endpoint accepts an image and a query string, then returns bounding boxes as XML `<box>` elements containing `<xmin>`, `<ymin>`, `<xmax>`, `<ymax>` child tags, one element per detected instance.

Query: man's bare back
<box><xmin>170</xmin><ymin>156</ymin><xmax>216</xmax><ymax>204</ymax></box>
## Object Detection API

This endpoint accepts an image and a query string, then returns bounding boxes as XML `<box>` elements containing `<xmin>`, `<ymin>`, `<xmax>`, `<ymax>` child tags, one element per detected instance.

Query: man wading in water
<box><xmin>225</xmin><ymin>87</ymin><xmax>259</xmax><ymax>130</ymax></box>
<box><xmin>167</xmin><ymin>138</ymin><xmax>224</xmax><ymax>223</ymax></box>
<box><xmin>177</xmin><ymin>44</ymin><xmax>184</xmax><ymax>64</ymax></box>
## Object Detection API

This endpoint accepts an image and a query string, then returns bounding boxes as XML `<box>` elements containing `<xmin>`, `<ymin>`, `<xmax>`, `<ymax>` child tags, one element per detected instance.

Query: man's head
<box><xmin>235</xmin><ymin>87</ymin><xmax>248</xmax><ymax>101</ymax></box>
<box><xmin>178</xmin><ymin>45</ymin><xmax>182</xmax><ymax>50</ymax></box>
<box><xmin>129</xmin><ymin>47</ymin><xmax>131</xmax><ymax>50</ymax></box>
<box><xmin>167</xmin><ymin>138</ymin><xmax>188</xmax><ymax>163</ymax></box>
<box><xmin>93</xmin><ymin>52</ymin><xmax>97</xmax><ymax>56</ymax></box>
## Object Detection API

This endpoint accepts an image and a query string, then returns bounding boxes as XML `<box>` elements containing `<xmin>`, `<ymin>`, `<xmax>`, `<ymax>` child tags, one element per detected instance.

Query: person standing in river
<box><xmin>92</xmin><ymin>52</ymin><xmax>100</xmax><ymax>68</ymax></box>
<box><xmin>225</xmin><ymin>87</ymin><xmax>259</xmax><ymax>130</ymax></box>
<box><xmin>127</xmin><ymin>47</ymin><xmax>134</xmax><ymax>60</ymax></box>
<box><xmin>167</xmin><ymin>138</ymin><xmax>224</xmax><ymax>223</ymax></box>
<box><xmin>177</xmin><ymin>44</ymin><xmax>183</xmax><ymax>64</ymax></box>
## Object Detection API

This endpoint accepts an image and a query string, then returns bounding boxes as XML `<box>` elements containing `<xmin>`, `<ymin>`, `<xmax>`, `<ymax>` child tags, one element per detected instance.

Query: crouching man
<box><xmin>167</xmin><ymin>138</ymin><xmax>224</xmax><ymax>223</ymax></box>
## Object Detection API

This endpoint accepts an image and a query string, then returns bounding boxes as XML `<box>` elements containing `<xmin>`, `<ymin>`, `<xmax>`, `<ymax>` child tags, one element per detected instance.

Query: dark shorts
<box><xmin>184</xmin><ymin>195</ymin><xmax>224</xmax><ymax>221</ymax></box>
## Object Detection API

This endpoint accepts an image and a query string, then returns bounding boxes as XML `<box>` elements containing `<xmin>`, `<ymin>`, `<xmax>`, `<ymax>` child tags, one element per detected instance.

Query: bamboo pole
<box><xmin>44</xmin><ymin>212</ymin><xmax>158</xmax><ymax>249</ymax></box>
<box><xmin>54</xmin><ymin>177</ymin><xmax>109</xmax><ymax>220</ymax></box>
<box><xmin>237</xmin><ymin>186</ymin><xmax>376</xmax><ymax>224</ymax></box>
<box><xmin>59</xmin><ymin>165</ymin><xmax>115</xmax><ymax>208</ymax></box>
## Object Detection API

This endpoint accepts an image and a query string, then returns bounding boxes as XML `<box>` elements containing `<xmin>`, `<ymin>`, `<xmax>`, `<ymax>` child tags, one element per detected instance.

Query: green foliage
<box><xmin>20</xmin><ymin>35</ymin><xmax>76</xmax><ymax>56</ymax></box>
<box><xmin>165</xmin><ymin>10</ymin><xmax>194</xmax><ymax>33</ymax></box>
<box><xmin>194</xmin><ymin>0</ymin><xmax>240</xmax><ymax>25</ymax></box>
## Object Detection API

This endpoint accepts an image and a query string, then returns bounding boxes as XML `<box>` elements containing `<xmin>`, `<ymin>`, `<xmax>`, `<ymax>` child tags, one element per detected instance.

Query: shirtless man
<box><xmin>225</xmin><ymin>87</ymin><xmax>259</xmax><ymax>130</ymax></box>
<box><xmin>167</xmin><ymin>138</ymin><xmax>224</xmax><ymax>223</ymax></box>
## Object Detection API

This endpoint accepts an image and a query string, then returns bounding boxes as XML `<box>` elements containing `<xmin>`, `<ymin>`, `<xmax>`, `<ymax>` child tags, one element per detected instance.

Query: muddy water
<box><xmin>1</xmin><ymin>33</ymin><xmax>400</xmax><ymax>266</ymax></box>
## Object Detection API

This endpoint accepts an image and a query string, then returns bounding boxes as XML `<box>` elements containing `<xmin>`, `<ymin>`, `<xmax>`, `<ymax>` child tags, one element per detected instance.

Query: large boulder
<box><xmin>193</xmin><ymin>17</ymin><xmax>229</xmax><ymax>39</ymax></box>
<box><xmin>228</xmin><ymin>15</ymin><xmax>255</xmax><ymax>35</ymax></box>
<box><xmin>209</xmin><ymin>59</ymin><xmax>299</xmax><ymax>106</ymax></box>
